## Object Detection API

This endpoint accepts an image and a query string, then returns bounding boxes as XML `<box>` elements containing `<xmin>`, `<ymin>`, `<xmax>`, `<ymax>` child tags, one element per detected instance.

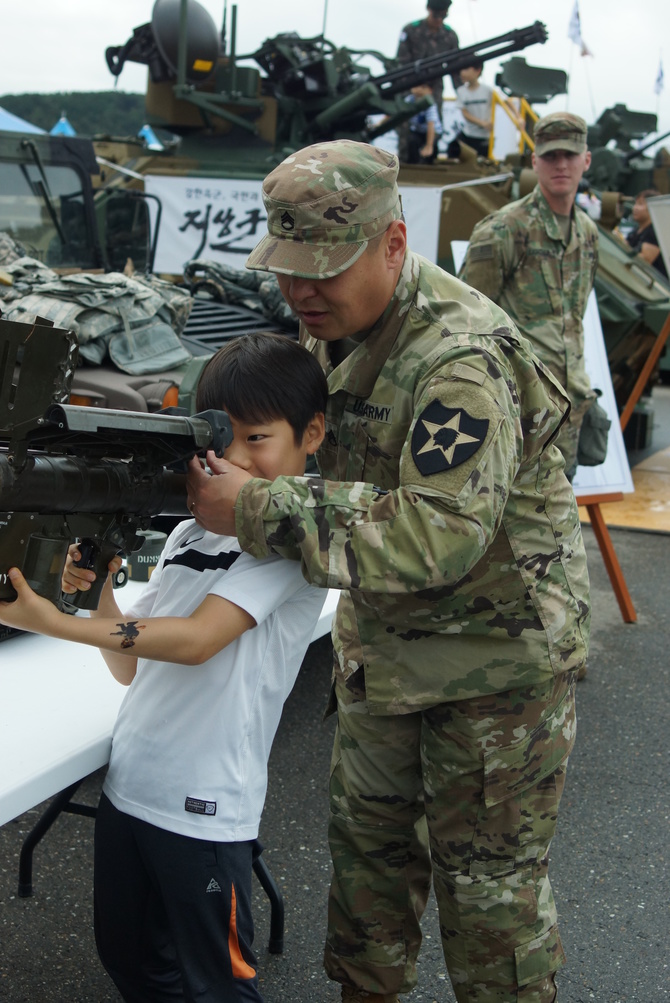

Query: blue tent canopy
<box><xmin>50</xmin><ymin>114</ymin><xmax>76</xmax><ymax>137</ymax></box>
<box><xmin>0</xmin><ymin>106</ymin><xmax>45</xmax><ymax>134</ymax></box>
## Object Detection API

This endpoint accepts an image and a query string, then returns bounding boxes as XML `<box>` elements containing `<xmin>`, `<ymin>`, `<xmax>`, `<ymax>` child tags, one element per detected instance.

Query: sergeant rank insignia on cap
<box><xmin>411</xmin><ymin>400</ymin><xmax>489</xmax><ymax>475</ymax></box>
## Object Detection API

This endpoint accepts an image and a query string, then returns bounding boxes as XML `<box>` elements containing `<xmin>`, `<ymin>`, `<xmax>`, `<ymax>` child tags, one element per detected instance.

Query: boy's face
<box><xmin>459</xmin><ymin>66</ymin><xmax>481</xmax><ymax>84</ymax></box>
<box><xmin>222</xmin><ymin>414</ymin><xmax>324</xmax><ymax>481</ymax></box>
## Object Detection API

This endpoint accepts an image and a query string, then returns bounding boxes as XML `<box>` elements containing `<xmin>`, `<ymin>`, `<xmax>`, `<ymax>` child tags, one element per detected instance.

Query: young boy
<box><xmin>406</xmin><ymin>82</ymin><xmax>443</xmax><ymax>164</ymax></box>
<box><xmin>0</xmin><ymin>332</ymin><xmax>328</xmax><ymax>1003</ymax></box>
<box><xmin>452</xmin><ymin>58</ymin><xmax>493</xmax><ymax>157</ymax></box>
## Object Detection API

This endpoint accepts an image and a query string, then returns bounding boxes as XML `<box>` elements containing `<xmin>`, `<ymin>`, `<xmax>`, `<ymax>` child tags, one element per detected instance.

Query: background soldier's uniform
<box><xmin>396</xmin><ymin>18</ymin><xmax>460</xmax><ymax>108</ymax></box>
<box><xmin>459</xmin><ymin>173</ymin><xmax>599</xmax><ymax>478</ymax></box>
<box><xmin>396</xmin><ymin>17</ymin><xmax>459</xmax><ymax>160</ymax></box>
<box><xmin>239</xmin><ymin>239</ymin><xmax>590</xmax><ymax>999</ymax></box>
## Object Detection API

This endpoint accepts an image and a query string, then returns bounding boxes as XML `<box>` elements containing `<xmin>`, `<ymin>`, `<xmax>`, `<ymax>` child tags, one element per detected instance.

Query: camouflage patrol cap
<box><xmin>534</xmin><ymin>112</ymin><xmax>588</xmax><ymax>156</ymax></box>
<box><xmin>427</xmin><ymin>0</ymin><xmax>450</xmax><ymax>10</ymax></box>
<box><xmin>245</xmin><ymin>140</ymin><xmax>403</xmax><ymax>279</ymax></box>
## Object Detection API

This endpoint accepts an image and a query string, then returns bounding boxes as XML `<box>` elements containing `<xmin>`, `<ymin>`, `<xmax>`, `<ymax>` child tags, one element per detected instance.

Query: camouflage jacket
<box><xmin>396</xmin><ymin>19</ymin><xmax>460</xmax><ymax>103</ymax></box>
<box><xmin>235</xmin><ymin>252</ymin><xmax>590</xmax><ymax>713</ymax></box>
<box><xmin>459</xmin><ymin>186</ymin><xmax>599</xmax><ymax>467</ymax></box>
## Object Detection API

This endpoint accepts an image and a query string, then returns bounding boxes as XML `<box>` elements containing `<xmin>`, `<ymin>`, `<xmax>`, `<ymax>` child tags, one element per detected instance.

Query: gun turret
<box><xmin>0</xmin><ymin>317</ymin><xmax>231</xmax><ymax>612</ymax></box>
<box><xmin>105</xmin><ymin>0</ymin><xmax>548</xmax><ymax>150</ymax></box>
<box><xmin>252</xmin><ymin>22</ymin><xmax>548</xmax><ymax>144</ymax></box>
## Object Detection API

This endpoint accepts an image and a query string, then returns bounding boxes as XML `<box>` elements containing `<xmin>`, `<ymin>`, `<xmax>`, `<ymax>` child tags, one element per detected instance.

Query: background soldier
<box><xmin>396</xmin><ymin>0</ymin><xmax>459</xmax><ymax>159</ymax></box>
<box><xmin>459</xmin><ymin>111</ymin><xmax>599</xmax><ymax>480</ymax></box>
<box><xmin>187</xmin><ymin>140</ymin><xmax>590</xmax><ymax>1003</ymax></box>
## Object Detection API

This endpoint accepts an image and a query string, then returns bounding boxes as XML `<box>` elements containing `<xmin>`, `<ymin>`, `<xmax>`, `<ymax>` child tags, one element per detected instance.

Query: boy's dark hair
<box><xmin>196</xmin><ymin>332</ymin><xmax>328</xmax><ymax>444</ymax></box>
<box><xmin>461</xmin><ymin>59</ymin><xmax>483</xmax><ymax>72</ymax></box>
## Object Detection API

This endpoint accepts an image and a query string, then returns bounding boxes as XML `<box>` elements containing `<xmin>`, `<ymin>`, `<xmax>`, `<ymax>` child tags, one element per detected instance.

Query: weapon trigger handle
<box><xmin>66</xmin><ymin>538</ymin><xmax>120</xmax><ymax>611</ymax></box>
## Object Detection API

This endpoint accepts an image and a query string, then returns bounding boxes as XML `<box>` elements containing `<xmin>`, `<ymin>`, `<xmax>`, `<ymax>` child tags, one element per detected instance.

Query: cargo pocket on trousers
<box><xmin>515</xmin><ymin>923</ymin><xmax>566</xmax><ymax>994</ymax></box>
<box><xmin>468</xmin><ymin>685</ymin><xmax>575</xmax><ymax>879</ymax></box>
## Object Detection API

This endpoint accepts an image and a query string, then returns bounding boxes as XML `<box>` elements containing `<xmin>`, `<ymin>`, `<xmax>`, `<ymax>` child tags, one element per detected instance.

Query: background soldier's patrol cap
<box><xmin>427</xmin><ymin>0</ymin><xmax>451</xmax><ymax>10</ymax></box>
<box><xmin>534</xmin><ymin>112</ymin><xmax>588</xmax><ymax>156</ymax></box>
<box><xmin>246</xmin><ymin>140</ymin><xmax>403</xmax><ymax>279</ymax></box>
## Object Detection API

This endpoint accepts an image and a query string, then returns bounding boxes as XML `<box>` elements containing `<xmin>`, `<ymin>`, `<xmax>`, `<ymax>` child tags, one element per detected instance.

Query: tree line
<box><xmin>0</xmin><ymin>92</ymin><xmax>147</xmax><ymax>139</ymax></box>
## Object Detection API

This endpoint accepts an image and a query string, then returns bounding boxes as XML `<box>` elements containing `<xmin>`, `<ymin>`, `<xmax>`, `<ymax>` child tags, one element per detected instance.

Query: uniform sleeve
<box><xmin>235</xmin><ymin>367</ymin><xmax>519</xmax><ymax>595</ymax></box>
<box><xmin>396</xmin><ymin>24</ymin><xmax>413</xmax><ymax>62</ymax></box>
<box><xmin>458</xmin><ymin>216</ymin><xmax>513</xmax><ymax>304</ymax></box>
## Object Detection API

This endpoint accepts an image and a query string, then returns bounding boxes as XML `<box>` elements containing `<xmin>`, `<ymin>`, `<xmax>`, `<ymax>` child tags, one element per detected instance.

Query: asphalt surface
<box><xmin>1</xmin><ymin>527</ymin><xmax>669</xmax><ymax>1002</ymax></box>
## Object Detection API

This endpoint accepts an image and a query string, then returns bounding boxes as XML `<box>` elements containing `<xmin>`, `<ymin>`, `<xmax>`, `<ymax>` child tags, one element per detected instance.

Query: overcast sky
<box><xmin>3</xmin><ymin>0</ymin><xmax>668</xmax><ymax>143</ymax></box>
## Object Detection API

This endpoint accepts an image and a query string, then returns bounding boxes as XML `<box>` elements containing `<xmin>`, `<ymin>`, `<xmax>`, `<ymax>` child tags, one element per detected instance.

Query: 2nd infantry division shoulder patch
<box><xmin>411</xmin><ymin>399</ymin><xmax>489</xmax><ymax>475</ymax></box>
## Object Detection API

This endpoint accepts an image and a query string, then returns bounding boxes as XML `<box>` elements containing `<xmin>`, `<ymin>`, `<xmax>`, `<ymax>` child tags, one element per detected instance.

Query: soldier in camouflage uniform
<box><xmin>395</xmin><ymin>0</ymin><xmax>459</xmax><ymax>160</ymax></box>
<box><xmin>459</xmin><ymin>112</ymin><xmax>599</xmax><ymax>480</ymax></box>
<box><xmin>396</xmin><ymin>0</ymin><xmax>460</xmax><ymax>110</ymax></box>
<box><xmin>186</xmin><ymin>140</ymin><xmax>590</xmax><ymax>1003</ymax></box>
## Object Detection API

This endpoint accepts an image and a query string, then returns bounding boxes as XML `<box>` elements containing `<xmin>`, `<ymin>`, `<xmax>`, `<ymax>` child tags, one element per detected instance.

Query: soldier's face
<box><xmin>276</xmin><ymin>222</ymin><xmax>407</xmax><ymax>342</ymax></box>
<box><xmin>532</xmin><ymin>148</ymin><xmax>592</xmax><ymax>203</ymax></box>
<box><xmin>427</xmin><ymin>8</ymin><xmax>448</xmax><ymax>26</ymax></box>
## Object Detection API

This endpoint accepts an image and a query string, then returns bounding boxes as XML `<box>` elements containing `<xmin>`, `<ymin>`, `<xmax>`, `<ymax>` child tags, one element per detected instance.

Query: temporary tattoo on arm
<box><xmin>111</xmin><ymin>621</ymin><xmax>146</xmax><ymax>649</ymax></box>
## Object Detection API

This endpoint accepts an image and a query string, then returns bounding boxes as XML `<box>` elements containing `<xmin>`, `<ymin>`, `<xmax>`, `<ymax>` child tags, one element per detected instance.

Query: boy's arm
<box><xmin>420</xmin><ymin>120</ymin><xmax>436</xmax><ymax>157</ymax></box>
<box><xmin>0</xmin><ymin>568</ymin><xmax>255</xmax><ymax>674</ymax></box>
<box><xmin>461</xmin><ymin>107</ymin><xmax>492</xmax><ymax>130</ymax></box>
<box><xmin>63</xmin><ymin>549</ymin><xmax>137</xmax><ymax>684</ymax></box>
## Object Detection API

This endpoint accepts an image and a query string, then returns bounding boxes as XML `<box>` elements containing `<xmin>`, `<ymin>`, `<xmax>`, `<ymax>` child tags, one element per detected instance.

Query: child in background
<box><xmin>406</xmin><ymin>82</ymin><xmax>443</xmax><ymax>164</ymax></box>
<box><xmin>0</xmin><ymin>332</ymin><xmax>328</xmax><ymax>1003</ymax></box>
<box><xmin>452</xmin><ymin>58</ymin><xmax>494</xmax><ymax>157</ymax></box>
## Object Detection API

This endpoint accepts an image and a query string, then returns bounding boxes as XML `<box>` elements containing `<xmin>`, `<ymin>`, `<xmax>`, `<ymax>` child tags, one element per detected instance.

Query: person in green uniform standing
<box><xmin>459</xmin><ymin>112</ymin><xmax>599</xmax><ymax>480</ymax></box>
<box><xmin>186</xmin><ymin>140</ymin><xmax>590</xmax><ymax>1003</ymax></box>
<box><xmin>395</xmin><ymin>0</ymin><xmax>459</xmax><ymax>159</ymax></box>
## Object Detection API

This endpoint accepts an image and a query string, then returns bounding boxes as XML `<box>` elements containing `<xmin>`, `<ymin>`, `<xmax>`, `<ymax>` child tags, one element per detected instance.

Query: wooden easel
<box><xmin>576</xmin><ymin>311</ymin><xmax>670</xmax><ymax>624</ymax></box>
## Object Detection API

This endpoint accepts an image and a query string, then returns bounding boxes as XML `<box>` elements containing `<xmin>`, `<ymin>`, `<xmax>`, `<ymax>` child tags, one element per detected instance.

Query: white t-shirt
<box><xmin>103</xmin><ymin>520</ymin><xmax>326</xmax><ymax>841</ymax></box>
<box><xmin>456</xmin><ymin>81</ymin><xmax>493</xmax><ymax>140</ymax></box>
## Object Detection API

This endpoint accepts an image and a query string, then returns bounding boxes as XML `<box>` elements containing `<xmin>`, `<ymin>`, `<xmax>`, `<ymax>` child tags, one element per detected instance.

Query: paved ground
<box><xmin>1</xmin><ymin>523</ymin><xmax>669</xmax><ymax>1002</ymax></box>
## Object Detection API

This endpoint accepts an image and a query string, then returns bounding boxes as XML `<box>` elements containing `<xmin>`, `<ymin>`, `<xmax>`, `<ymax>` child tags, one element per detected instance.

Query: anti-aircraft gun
<box><xmin>104</xmin><ymin>0</ymin><xmax>547</xmax><ymax>158</ymax></box>
<box><xmin>0</xmin><ymin>316</ymin><xmax>231</xmax><ymax>615</ymax></box>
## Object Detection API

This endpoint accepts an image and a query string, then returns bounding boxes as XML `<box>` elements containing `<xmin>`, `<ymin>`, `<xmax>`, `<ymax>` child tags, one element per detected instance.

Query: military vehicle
<box><xmin>0</xmin><ymin>127</ymin><xmax>283</xmax><ymax>412</ymax></box>
<box><xmin>2</xmin><ymin>0</ymin><xmax>668</xmax><ymax>425</ymax></box>
<box><xmin>97</xmin><ymin>0</ymin><xmax>670</xmax><ymax>407</ymax></box>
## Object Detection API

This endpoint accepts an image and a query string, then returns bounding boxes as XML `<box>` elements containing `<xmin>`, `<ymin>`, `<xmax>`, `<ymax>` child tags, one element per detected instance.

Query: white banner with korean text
<box><xmin>144</xmin><ymin>175</ymin><xmax>442</xmax><ymax>275</ymax></box>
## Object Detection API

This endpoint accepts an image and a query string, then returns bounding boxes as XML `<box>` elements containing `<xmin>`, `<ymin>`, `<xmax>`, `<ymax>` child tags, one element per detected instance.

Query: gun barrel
<box><xmin>374</xmin><ymin>22</ymin><xmax>548</xmax><ymax>96</ymax></box>
<box><xmin>0</xmin><ymin>454</ymin><xmax>190</xmax><ymax>518</ymax></box>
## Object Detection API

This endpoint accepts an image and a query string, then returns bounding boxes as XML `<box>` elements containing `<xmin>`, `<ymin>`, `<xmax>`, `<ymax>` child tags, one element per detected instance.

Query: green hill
<box><xmin>0</xmin><ymin>92</ymin><xmax>146</xmax><ymax>139</ymax></box>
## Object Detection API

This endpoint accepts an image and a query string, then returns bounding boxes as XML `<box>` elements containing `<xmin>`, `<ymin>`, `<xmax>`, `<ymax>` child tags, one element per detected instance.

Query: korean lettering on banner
<box><xmin>144</xmin><ymin>176</ymin><xmax>267</xmax><ymax>274</ymax></box>
<box><xmin>145</xmin><ymin>176</ymin><xmax>442</xmax><ymax>273</ymax></box>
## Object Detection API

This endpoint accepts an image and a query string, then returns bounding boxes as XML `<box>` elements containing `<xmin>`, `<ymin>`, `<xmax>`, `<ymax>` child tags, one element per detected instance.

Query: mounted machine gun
<box><xmin>105</xmin><ymin>0</ymin><xmax>547</xmax><ymax>155</ymax></box>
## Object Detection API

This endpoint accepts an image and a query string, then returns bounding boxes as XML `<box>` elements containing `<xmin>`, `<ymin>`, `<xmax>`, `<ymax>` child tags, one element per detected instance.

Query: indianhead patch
<box><xmin>411</xmin><ymin>400</ymin><xmax>489</xmax><ymax>475</ymax></box>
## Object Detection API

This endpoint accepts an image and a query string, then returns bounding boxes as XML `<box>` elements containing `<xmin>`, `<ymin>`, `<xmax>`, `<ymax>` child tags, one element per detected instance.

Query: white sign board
<box><xmin>145</xmin><ymin>175</ymin><xmax>442</xmax><ymax>275</ymax></box>
<box><xmin>451</xmin><ymin>240</ymin><xmax>632</xmax><ymax>497</ymax></box>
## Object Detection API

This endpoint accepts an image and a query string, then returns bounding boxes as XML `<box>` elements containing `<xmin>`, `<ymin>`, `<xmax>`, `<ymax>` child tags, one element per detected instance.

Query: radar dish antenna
<box><xmin>151</xmin><ymin>0</ymin><xmax>220</xmax><ymax>85</ymax></box>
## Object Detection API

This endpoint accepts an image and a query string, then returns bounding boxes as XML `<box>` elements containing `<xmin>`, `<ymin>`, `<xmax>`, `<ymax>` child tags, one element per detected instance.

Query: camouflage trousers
<box><xmin>325</xmin><ymin>671</ymin><xmax>577</xmax><ymax>1002</ymax></box>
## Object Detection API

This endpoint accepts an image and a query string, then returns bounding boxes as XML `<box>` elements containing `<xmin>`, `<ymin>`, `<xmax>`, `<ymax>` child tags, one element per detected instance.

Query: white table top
<box><xmin>0</xmin><ymin>581</ymin><xmax>338</xmax><ymax>827</ymax></box>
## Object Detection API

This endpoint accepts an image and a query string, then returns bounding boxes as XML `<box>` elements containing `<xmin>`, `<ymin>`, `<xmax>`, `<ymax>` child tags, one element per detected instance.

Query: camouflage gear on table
<box><xmin>237</xmin><ymin>251</ymin><xmax>590</xmax><ymax>709</ymax></box>
<box><xmin>0</xmin><ymin>259</ymin><xmax>192</xmax><ymax>374</ymax></box>
<box><xmin>459</xmin><ymin>184</ymin><xmax>599</xmax><ymax>475</ymax></box>
<box><xmin>327</xmin><ymin>670</ymin><xmax>576</xmax><ymax>999</ymax></box>
<box><xmin>182</xmin><ymin>259</ymin><xmax>298</xmax><ymax>331</ymax></box>
<box><xmin>533</xmin><ymin>111</ymin><xmax>588</xmax><ymax>157</ymax></box>
<box><xmin>0</xmin><ymin>231</ymin><xmax>27</xmax><ymax>267</ymax></box>
<box><xmin>246</xmin><ymin>141</ymin><xmax>402</xmax><ymax>280</ymax></box>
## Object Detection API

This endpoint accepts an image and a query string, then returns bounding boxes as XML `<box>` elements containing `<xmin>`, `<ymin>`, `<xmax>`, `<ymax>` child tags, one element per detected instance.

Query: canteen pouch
<box><xmin>577</xmin><ymin>390</ymin><xmax>611</xmax><ymax>466</ymax></box>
